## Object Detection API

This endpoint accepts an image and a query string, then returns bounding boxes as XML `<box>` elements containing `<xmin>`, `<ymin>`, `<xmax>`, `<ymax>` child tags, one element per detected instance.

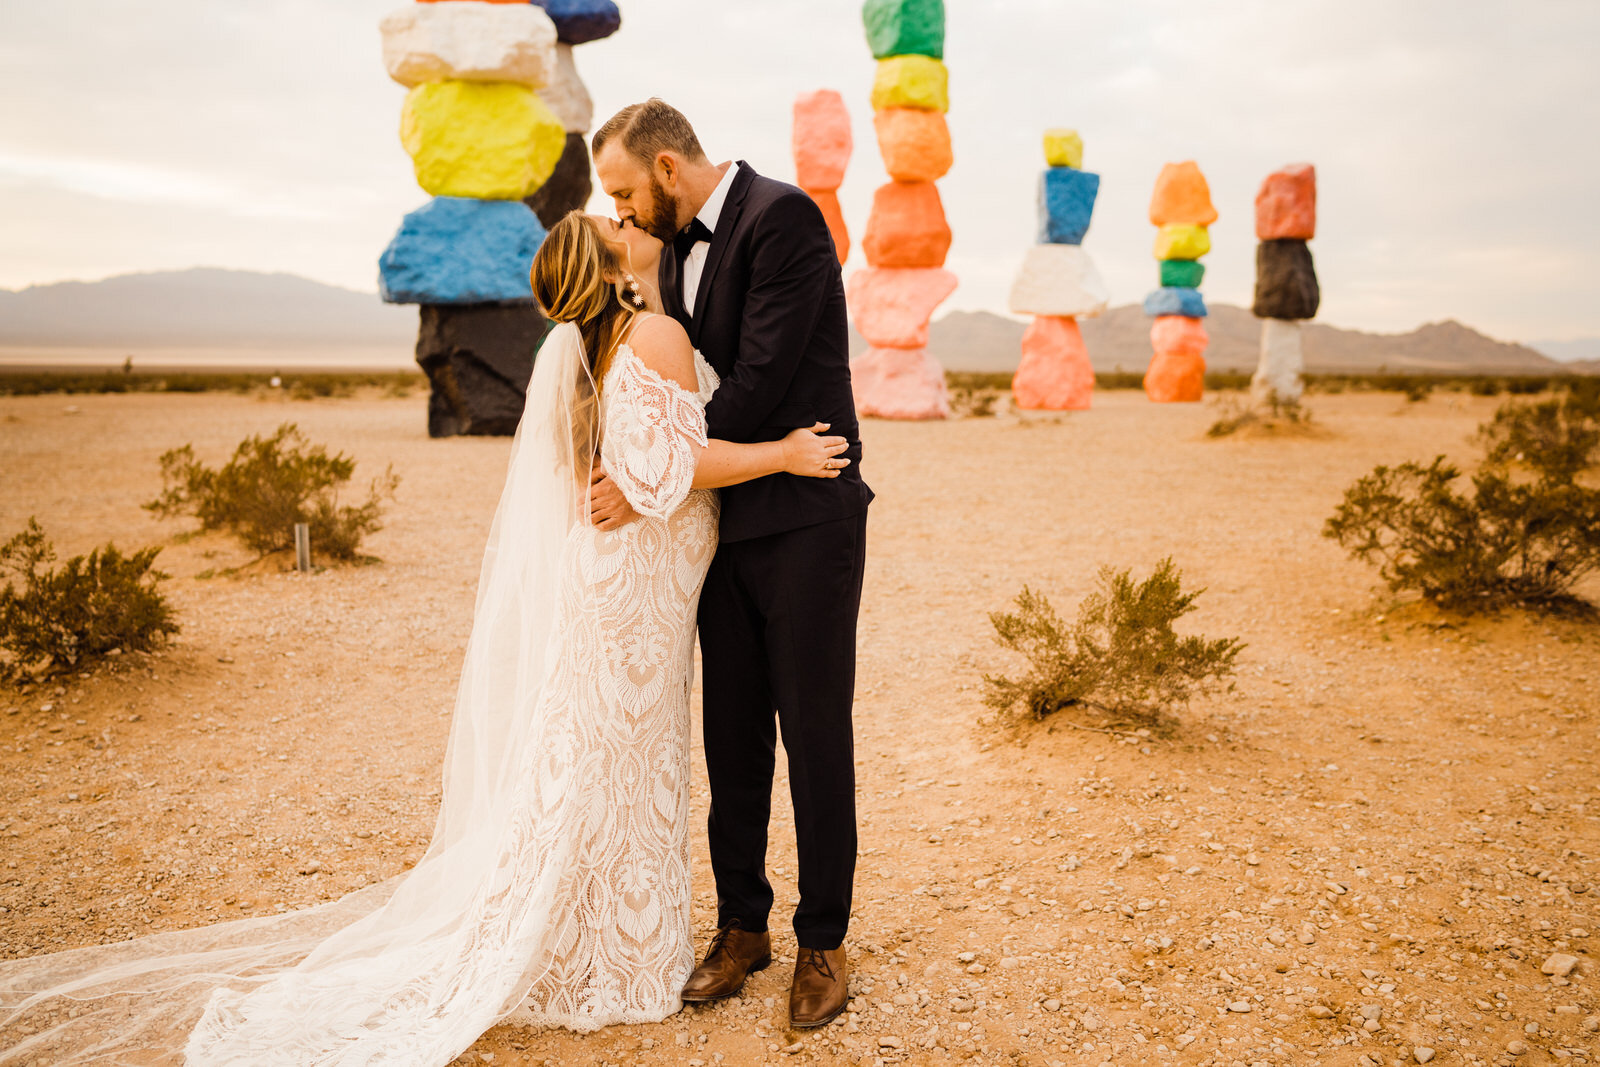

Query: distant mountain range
<box><xmin>858</xmin><ymin>306</ymin><xmax>1590</xmax><ymax>377</ymax></box>
<box><xmin>0</xmin><ymin>268</ymin><xmax>415</xmax><ymax>349</ymax></box>
<box><xmin>0</xmin><ymin>268</ymin><xmax>1589</xmax><ymax>377</ymax></box>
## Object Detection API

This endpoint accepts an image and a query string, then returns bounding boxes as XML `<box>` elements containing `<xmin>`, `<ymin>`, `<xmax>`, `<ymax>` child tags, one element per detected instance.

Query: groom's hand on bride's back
<box><xmin>589</xmin><ymin>463</ymin><xmax>640</xmax><ymax>530</ymax></box>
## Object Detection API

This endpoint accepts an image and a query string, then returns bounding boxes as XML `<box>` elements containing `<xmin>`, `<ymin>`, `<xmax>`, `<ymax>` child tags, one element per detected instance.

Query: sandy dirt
<box><xmin>1</xmin><ymin>387</ymin><xmax>1596</xmax><ymax>1067</ymax></box>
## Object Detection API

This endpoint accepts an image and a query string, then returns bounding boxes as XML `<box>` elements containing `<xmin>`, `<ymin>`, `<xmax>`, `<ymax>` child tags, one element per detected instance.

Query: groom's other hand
<box><xmin>589</xmin><ymin>463</ymin><xmax>640</xmax><ymax>530</ymax></box>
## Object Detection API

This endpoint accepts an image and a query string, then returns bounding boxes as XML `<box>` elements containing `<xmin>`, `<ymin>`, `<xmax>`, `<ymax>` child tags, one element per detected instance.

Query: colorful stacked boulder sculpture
<box><xmin>378</xmin><ymin>0</ymin><xmax>620</xmax><ymax>437</ymax></box>
<box><xmin>1007</xmin><ymin>129</ymin><xmax>1109</xmax><ymax>410</ymax></box>
<box><xmin>793</xmin><ymin>90</ymin><xmax>853</xmax><ymax>264</ymax></box>
<box><xmin>1251</xmin><ymin>164</ymin><xmax>1319</xmax><ymax>404</ymax></box>
<box><xmin>1142</xmin><ymin>162</ymin><xmax>1215</xmax><ymax>404</ymax></box>
<box><xmin>847</xmin><ymin>0</ymin><xmax>956</xmax><ymax>420</ymax></box>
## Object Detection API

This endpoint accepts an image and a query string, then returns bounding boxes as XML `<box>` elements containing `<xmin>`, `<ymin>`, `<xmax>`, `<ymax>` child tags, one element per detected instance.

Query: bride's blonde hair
<box><xmin>531</xmin><ymin>212</ymin><xmax>646</xmax><ymax>469</ymax></box>
<box><xmin>531</xmin><ymin>212</ymin><xmax>643</xmax><ymax>394</ymax></box>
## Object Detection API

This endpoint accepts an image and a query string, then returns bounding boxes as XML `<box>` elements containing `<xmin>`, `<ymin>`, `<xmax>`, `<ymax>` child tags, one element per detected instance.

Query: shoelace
<box><xmin>796</xmin><ymin>948</ymin><xmax>836</xmax><ymax>981</ymax></box>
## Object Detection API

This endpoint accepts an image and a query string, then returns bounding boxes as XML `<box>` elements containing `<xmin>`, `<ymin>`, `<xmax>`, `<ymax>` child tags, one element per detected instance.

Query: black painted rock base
<box><xmin>416</xmin><ymin>304</ymin><xmax>553</xmax><ymax>438</ymax></box>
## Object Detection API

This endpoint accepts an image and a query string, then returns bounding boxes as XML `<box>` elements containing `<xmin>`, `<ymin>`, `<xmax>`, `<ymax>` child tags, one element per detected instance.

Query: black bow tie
<box><xmin>673</xmin><ymin>218</ymin><xmax>713</xmax><ymax>260</ymax></box>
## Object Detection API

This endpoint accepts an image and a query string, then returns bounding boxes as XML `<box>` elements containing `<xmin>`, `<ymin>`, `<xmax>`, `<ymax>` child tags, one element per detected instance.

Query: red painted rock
<box><xmin>862</xmin><ymin>181</ymin><xmax>951</xmax><ymax>269</ymax></box>
<box><xmin>793</xmin><ymin>90</ymin><xmax>852</xmax><ymax>192</ymax></box>
<box><xmin>846</xmin><ymin>267</ymin><xmax>957</xmax><ymax>347</ymax></box>
<box><xmin>806</xmin><ymin>189</ymin><xmax>851</xmax><ymax>265</ymax></box>
<box><xmin>1145</xmin><ymin>315</ymin><xmax>1208</xmax><ymax>403</ymax></box>
<box><xmin>874</xmin><ymin>108</ymin><xmax>952</xmax><ymax>183</ymax></box>
<box><xmin>852</xmin><ymin>346</ymin><xmax>950</xmax><ymax>420</ymax></box>
<box><xmin>1255</xmin><ymin>163</ymin><xmax>1316</xmax><ymax>240</ymax></box>
<box><xmin>1013</xmin><ymin>316</ymin><xmax>1093</xmax><ymax>411</ymax></box>
<box><xmin>1148</xmin><ymin>161</ymin><xmax>1217</xmax><ymax>227</ymax></box>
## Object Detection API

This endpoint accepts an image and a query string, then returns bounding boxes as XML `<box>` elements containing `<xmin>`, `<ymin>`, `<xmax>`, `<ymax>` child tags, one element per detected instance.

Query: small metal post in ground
<box><xmin>294</xmin><ymin>523</ymin><xmax>311</xmax><ymax>573</ymax></box>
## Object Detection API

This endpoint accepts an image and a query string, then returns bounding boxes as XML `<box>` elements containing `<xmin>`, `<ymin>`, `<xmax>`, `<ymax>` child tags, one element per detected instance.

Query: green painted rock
<box><xmin>863</xmin><ymin>0</ymin><xmax>944</xmax><ymax>60</ymax></box>
<box><xmin>1159</xmin><ymin>259</ymin><xmax>1205</xmax><ymax>288</ymax></box>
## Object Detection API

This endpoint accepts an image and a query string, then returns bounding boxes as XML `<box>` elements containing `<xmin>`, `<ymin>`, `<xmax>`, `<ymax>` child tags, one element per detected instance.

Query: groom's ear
<box><xmin>653</xmin><ymin>152</ymin><xmax>680</xmax><ymax>188</ymax></box>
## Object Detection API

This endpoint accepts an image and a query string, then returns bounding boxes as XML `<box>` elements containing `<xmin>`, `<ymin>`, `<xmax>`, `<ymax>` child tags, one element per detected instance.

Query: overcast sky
<box><xmin>2</xmin><ymin>0</ymin><xmax>1596</xmax><ymax>343</ymax></box>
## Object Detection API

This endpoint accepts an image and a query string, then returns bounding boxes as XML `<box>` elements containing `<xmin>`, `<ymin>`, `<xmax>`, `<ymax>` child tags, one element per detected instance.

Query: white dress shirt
<box><xmin>682</xmin><ymin>162</ymin><xmax>739</xmax><ymax>316</ymax></box>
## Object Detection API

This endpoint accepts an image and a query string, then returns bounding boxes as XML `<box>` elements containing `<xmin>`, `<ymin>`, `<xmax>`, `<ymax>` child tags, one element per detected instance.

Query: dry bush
<box><xmin>0</xmin><ymin>519</ymin><xmax>179</xmax><ymax>682</ymax></box>
<box><xmin>1325</xmin><ymin>395</ymin><xmax>1600</xmax><ymax>613</ymax></box>
<box><xmin>1207</xmin><ymin>395</ymin><xmax>1316</xmax><ymax>439</ymax></box>
<box><xmin>983</xmin><ymin>559</ymin><xmax>1244</xmax><ymax>729</ymax></box>
<box><xmin>146</xmin><ymin>423</ymin><xmax>399</xmax><ymax>562</ymax></box>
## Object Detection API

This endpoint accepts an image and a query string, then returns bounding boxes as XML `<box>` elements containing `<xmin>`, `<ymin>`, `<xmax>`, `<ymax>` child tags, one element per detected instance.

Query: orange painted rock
<box><xmin>793</xmin><ymin>90</ymin><xmax>852</xmax><ymax>192</ymax></box>
<box><xmin>1013</xmin><ymin>316</ymin><xmax>1093</xmax><ymax>411</ymax></box>
<box><xmin>1148</xmin><ymin>161</ymin><xmax>1217</xmax><ymax>227</ymax></box>
<box><xmin>1255</xmin><ymin>163</ymin><xmax>1316</xmax><ymax>240</ymax></box>
<box><xmin>1145</xmin><ymin>315</ymin><xmax>1208</xmax><ymax>403</ymax></box>
<box><xmin>1150</xmin><ymin>313</ymin><xmax>1209</xmax><ymax>359</ymax></box>
<box><xmin>874</xmin><ymin>108</ymin><xmax>952</xmax><ymax>183</ymax></box>
<box><xmin>806</xmin><ymin>189</ymin><xmax>851</xmax><ymax>265</ymax></box>
<box><xmin>851</xmin><ymin>345</ymin><xmax>950</xmax><ymax>420</ymax></box>
<box><xmin>846</xmin><ymin>267</ymin><xmax>957</xmax><ymax>347</ymax></box>
<box><xmin>862</xmin><ymin>181</ymin><xmax>951</xmax><ymax>269</ymax></box>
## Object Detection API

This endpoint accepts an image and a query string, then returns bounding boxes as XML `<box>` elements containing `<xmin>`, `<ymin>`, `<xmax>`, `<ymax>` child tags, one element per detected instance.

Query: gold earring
<box><xmin>624</xmin><ymin>273</ymin><xmax>645</xmax><ymax>308</ymax></box>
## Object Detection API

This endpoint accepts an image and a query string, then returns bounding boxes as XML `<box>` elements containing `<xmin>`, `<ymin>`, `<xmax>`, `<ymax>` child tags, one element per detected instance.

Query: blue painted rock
<box><xmin>1037</xmin><ymin>167</ymin><xmax>1100</xmax><ymax>245</ymax></box>
<box><xmin>1143</xmin><ymin>287</ymin><xmax>1208</xmax><ymax>318</ymax></box>
<box><xmin>1252</xmin><ymin>239</ymin><xmax>1320</xmax><ymax>320</ymax></box>
<box><xmin>530</xmin><ymin>0</ymin><xmax>621</xmax><ymax>45</ymax></box>
<box><xmin>380</xmin><ymin>197</ymin><xmax>547</xmax><ymax>305</ymax></box>
<box><xmin>863</xmin><ymin>0</ymin><xmax>944</xmax><ymax>60</ymax></box>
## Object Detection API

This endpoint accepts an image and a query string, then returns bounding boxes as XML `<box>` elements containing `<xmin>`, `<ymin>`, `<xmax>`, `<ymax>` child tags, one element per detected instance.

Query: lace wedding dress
<box><xmin>0</xmin><ymin>323</ymin><xmax>721</xmax><ymax>1066</ymax></box>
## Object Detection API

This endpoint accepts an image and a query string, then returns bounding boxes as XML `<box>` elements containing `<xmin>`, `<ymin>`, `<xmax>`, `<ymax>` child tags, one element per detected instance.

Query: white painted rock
<box><xmin>1007</xmin><ymin>244</ymin><xmax>1110</xmax><ymax>319</ymax></box>
<box><xmin>852</xmin><ymin>346</ymin><xmax>950</xmax><ymax>420</ymax></box>
<box><xmin>541</xmin><ymin>44</ymin><xmax>594</xmax><ymax>133</ymax></box>
<box><xmin>381</xmin><ymin>3</ymin><xmax>559</xmax><ymax>89</ymax></box>
<box><xmin>1251</xmin><ymin>317</ymin><xmax>1304</xmax><ymax>403</ymax></box>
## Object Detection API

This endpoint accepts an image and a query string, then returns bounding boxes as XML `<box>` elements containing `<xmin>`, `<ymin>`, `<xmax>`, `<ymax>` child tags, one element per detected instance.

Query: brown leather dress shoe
<box><xmin>681</xmin><ymin>921</ymin><xmax>773</xmax><ymax>1002</ymax></box>
<box><xmin>789</xmin><ymin>946</ymin><xmax>848</xmax><ymax>1028</ymax></box>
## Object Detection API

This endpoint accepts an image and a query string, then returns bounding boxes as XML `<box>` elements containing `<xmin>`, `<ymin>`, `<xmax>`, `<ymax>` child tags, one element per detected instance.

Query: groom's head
<box><xmin>593</xmin><ymin>99</ymin><xmax>715</xmax><ymax>247</ymax></box>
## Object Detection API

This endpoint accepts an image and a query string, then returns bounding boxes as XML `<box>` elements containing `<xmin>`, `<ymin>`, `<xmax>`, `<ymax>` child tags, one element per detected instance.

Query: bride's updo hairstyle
<box><xmin>531</xmin><ymin>211</ymin><xmax>641</xmax><ymax>394</ymax></box>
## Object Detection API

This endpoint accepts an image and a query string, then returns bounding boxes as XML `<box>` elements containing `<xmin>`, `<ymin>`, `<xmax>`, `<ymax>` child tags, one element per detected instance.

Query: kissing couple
<box><xmin>0</xmin><ymin>98</ymin><xmax>873</xmax><ymax>1065</ymax></box>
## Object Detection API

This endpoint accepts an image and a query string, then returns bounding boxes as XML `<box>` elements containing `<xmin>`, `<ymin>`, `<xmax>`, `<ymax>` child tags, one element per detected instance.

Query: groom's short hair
<box><xmin>593</xmin><ymin>99</ymin><xmax>708</xmax><ymax>168</ymax></box>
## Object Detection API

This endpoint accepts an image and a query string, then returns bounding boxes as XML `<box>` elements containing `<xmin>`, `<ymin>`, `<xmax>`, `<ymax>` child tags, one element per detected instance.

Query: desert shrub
<box><xmin>146</xmin><ymin>423</ymin><xmax>399</xmax><ymax>562</ymax></box>
<box><xmin>0</xmin><ymin>520</ymin><xmax>179</xmax><ymax>682</ymax></box>
<box><xmin>982</xmin><ymin>559</ymin><xmax>1244</xmax><ymax>728</ymax></box>
<box><xmin>1207</xmin><ymin>394</ymin><xmax>1314</xmax><ymax>438</ymax></box>
<box><xmin>1325</xmin><ymin>395</ymin><xmax>1600</xmax><ymax>612</ymax></box>
<box><xmin>948</xmin><ymin>387</ymin><xmax>1000</xmax><ymax>418</ymax></box>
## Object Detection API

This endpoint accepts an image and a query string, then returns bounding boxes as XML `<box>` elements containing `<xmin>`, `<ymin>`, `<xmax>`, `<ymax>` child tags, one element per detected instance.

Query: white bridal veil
<box><xmin>0</xmin><ymin>323</ymin><xmax>601</xmax><ymax>1065</ymax></box>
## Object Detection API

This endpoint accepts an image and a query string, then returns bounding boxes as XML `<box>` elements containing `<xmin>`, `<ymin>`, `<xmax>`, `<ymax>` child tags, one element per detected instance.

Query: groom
<box><xmin>589</xmin><ymin>99</ymin><xmax>870</xmax><ymax>1028</ymax></box>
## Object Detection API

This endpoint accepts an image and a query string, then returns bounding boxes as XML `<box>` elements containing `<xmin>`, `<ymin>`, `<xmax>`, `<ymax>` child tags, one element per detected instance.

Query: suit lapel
<box><xmin>691</xmin><ymin>162</ymin><xmax>756</xmax><ymax>337</ymax></box>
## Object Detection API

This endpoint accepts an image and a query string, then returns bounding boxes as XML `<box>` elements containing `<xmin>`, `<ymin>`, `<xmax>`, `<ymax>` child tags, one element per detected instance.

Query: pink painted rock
<box><xmin>1148</xmin><ymin>161</ymin><xmax>1217</xmax><ymax>227</ymax></box>
<box><xmin>1256</xmin><ymin>163</ymin><xmax>1316</xmax><ymax>240</ymax></box>
<box><xmin>806</xmin><ymin>189</ymin><xmax>851</xmax><ymax>264</ymax></box>
<box><xmin>1145</xmin><ymin>315</ymin><xmax>1208</xmax><ymax>403</ymax></box>
<box><xmin>1013</xmin><ymin>316</ymin><xmax>1093</xmax><ymax>410</ymax></box>
<box><xmin>846</xmin><ymin>267</ymin><xmax>957</xmax><ymax>347</ymax></box>
<box><xmin>793</xmin><ymin>90</ymin><xmax>852</xmax><ymax>192</ymax></box>
<box><xmin>862</xmin><ymin>181</ymin><xmax>951</xmax><ymax>269</ymax></box>
<box><xmin>874</xmin><ymin>108</ymin><xmax>953</xmax><ymax>183</ymax></box>
<box><xmin>852</xmin><ymin>346</ymin><xmax>950</xmax><ymax>420</ymax></box>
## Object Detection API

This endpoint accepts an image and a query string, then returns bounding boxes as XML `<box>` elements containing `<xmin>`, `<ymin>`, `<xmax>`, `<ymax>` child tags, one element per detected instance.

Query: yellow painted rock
<box><xmin>1043</xmin><ymin>128</ymin><xmax>1083</xmax><ymax>169</ymax></box>
<box><xmin>402</xmin><ymin>81</ymin><xmax>565</xmax><ymax>200</ymax></box>
<box><xmin>870</xmin><ymin>55</ymin><xmax>949</xmax><ymax>113</ymax></box>
<box><xmin>1153</xmin><ymin>223</ymin><xmax>1210</xmax><ymax>261</ymax></box>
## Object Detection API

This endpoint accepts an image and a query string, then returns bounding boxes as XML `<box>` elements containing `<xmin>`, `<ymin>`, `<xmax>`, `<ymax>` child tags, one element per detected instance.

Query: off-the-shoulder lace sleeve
<box><xmin>600</xmin><ymin>348</ymin><xmax>709</xmax><ymax>520</ymax></box>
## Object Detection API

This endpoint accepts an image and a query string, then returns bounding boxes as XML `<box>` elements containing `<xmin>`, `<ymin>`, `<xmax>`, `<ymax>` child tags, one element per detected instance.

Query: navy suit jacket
<box><xmin>661</xmin><ymin>163</ymin><xmax>872</xmax><ymax>542</ymax></box>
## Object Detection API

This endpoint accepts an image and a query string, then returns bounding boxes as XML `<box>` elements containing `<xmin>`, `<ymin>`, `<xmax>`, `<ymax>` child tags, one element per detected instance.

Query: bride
<box><xmin>0</xmin><ymin>212</ymin><xmax>849</xmax><ymax>1065</ymax></box>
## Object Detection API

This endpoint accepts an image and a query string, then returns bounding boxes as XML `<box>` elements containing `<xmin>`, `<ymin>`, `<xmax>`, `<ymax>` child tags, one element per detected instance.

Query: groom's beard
<box><xmin>642</xmin><ymin>174</ymin><xmax>685</xmax><ymax>247</ymax></box>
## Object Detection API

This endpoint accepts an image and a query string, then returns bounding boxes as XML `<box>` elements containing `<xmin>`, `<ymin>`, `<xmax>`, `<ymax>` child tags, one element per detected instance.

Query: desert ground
<box><xmin>1</xmin><ymin>386</ymin><xmax>1596</xmax><ymax>1067</ymax></box>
